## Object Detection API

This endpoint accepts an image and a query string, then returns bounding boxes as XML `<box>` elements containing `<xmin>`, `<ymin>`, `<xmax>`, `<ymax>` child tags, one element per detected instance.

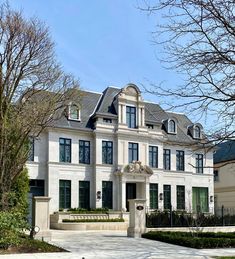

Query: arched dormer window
<box><xmin>68</xmin><ymin>104</ymin><xmax>81</xmax><ymax>121</ymax></box>
<box><xmin>169</xmin><ymin>119</ymin><xmax>176</xmax><ymax>133</ymax></box>
<box><xmin>194</xmin><ymin>125</ymin><xmax>201</xmax><ymax>139</ymax></box>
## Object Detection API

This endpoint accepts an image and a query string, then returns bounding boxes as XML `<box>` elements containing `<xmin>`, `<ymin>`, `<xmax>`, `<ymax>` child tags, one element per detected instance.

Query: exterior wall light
<box><xmin>97</xmin><ymin>191</ymin><xmax>101</xmax><ymax>200</ymax></box>
<box><xmin>210</xmin><ymin>195</ymin><xmax>213</xmax><ymax>203</ymax></box>
<box><xmin>159</xmin><ymin>193</ymin><xmax>163</xmax><ymax>201</ymax></box>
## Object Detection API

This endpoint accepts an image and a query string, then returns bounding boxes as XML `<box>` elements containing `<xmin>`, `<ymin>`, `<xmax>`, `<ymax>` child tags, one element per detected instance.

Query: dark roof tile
<box><xmin>214</xmin><ymin>141</ymin><xmax>235</xmax><ymax>164</ymax></box>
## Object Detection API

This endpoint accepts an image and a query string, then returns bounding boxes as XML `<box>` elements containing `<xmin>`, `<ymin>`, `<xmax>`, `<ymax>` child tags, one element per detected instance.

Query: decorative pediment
<box><xmin>124</xmin><ymin>161</ymin><xmax>153</xmax><ymax>175</ymax></box>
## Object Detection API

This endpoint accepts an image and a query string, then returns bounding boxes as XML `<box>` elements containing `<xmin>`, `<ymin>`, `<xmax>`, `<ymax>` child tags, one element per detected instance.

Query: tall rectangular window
<box><xmin>163</xmin><ymin>185</ymin><xmax>171</xmax><ymax>210</ymax></box>
<box><xmin>195</xmin><ymin>154</ymin><xmax>203</xmax><ymax>174</ymax></box>
<box><xmin>79</xmin><ymin>140</ymin><xmax>90</xmax><ymax>164</ymax></box>
<box><xmin>59</xmin><ymin>180</ymin><xmax>71</xmax><ymax>209</ymax></box>
<box><xmin>128</xmin><ymin>142</ymin><xmax>138</xmax><ymax>163</ymax></box>
<box><xmin>79</xmin><ymin>181</ymin><xmax>90</xmax><ymax>209</ymax></box>
<box><xmin>177</xmin><ymin>185</ymin><xmax>185</xmax><ymax>210</ymax></box>
<box><xmin>163</xmin><ymin>149</ymin><xmax>171</xmax><ymax>170</ymax></box>
<box><xmin>150</xmin><ymin>183</ymin><xmax>158</xmax><ymax>210</ymax></box>
<box><xmin>126</xmin><ymin>106</ymin><xmax>136</xmax><ymax>128</ymax></box>
<box><xmin>149</xmin><ymin>146</ymin><xmax>158</xmax><ymax>168</ymax></box>
<box><xmin>59</xmin><ymin>138</ymin><xmax>71</xmax><ymax>163</ymax></box>
<box><xmin>28</xmin><ymin>137</ymin><xmax>34</xmax><ymax>161</ymax></box>
<box><xmin>176</xmin><ymin>150</ymin><xmax>185</xmax><ymax>171</ymax></box>
<box><xmin>102</xmin><ymin>141</ymin><xmax>113</xmax><ymax>164</ymax></box>
<box><xmin>214</xmin><ymin>170</ymin><xmax>219</xmax><ymax>182</ymax></box>
<box><xmin>102</xmin><ymin>181</ymin><xmax>113</xmax><ymax>209</ymax></box>
<box><xmin>192</xmin><ymin>187</ymin><xmax>208</xmax><ymax>213</ymax></box>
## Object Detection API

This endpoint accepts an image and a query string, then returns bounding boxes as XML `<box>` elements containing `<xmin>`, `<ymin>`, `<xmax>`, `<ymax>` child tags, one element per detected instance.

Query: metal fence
<box><xmin>146</xmin><ymin>206</ymin><xmax>235</xmax><ymax>228</ymax></box>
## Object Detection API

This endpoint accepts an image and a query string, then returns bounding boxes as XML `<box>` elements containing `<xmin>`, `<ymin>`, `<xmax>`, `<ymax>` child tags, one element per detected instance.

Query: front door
<box><xmin>126</xmin><ymin>183</ymin><xmax>136</xmax><ymax>211</ymax></box>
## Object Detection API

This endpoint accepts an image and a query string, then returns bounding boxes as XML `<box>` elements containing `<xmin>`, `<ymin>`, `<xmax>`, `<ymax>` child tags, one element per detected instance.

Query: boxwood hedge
<box><xmin>142</xmin><ymin>231</ymin><xmax>235</xmax><ymax>249</ymax></box>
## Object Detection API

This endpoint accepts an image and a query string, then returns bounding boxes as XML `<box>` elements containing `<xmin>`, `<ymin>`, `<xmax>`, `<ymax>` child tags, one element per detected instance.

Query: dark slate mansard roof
<box><xmin>214</xmin><ymin>141</ymin><xmax>235</xmax><ymax>164</ymax></box>
<box><xmin>55</xmin><ymin>86</ymin><xmax>202</xmax><ymax>143</ymax></box>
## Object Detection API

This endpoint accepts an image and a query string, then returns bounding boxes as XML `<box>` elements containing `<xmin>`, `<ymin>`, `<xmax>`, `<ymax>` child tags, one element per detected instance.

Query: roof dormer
<box><xmin>67</xmin><ymin>103</ymin><xmax>81</xmax><ymax>121</ymax></box>
<box><xmin>163</xmin><ymin>118</ymin><xmax>177</xmax><ymax>134</ymax></box>
<box><xmin>188</xmin><ymin>123</ymin><xmax>203</xmax><ymax>139</ymax></box>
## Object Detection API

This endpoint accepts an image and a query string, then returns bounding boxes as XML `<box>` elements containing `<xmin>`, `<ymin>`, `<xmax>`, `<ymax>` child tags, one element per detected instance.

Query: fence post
<box><xmin>170</xmin><ymin>204</ymin><xmax>173</xmax><ymax>227</ymax></box>
<box><xmin>222</xmin><ymin>205</ymin><xmax>225</xmax><ymax>226</ymax></box>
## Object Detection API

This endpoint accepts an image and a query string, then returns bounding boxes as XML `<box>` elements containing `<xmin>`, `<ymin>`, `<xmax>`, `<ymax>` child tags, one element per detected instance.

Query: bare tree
<box><xmin>140</xmin><ymin>0</ymin><xmax>235</xmax><ymax>142</ymax></box>
<box><xmin>0</xmin><ymin>3</ymin><xmax>79</xmax><ymax>209</ymax></box>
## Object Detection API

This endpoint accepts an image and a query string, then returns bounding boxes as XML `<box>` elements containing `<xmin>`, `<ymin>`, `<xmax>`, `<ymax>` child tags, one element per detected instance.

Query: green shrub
<box><xmin>67</xmin><ymin>207</ymin><xmax>109</xmax><ymax>214</ymax></box>
<box><xmin>142</xmin><ymin>231</ymin><xmax>235</xmax><ymax>249</ymax></box>
<box><xmin>0</xmin><ymin>210</ymin><xmax>28</xmax><ymax>249</ymax></box>
<box><xmin>8</xmin><ymin>168</ymin><xmax>29</xmax><ymax>216</ymax></box>
<box><xmin>62</xmin><ymin>218</ymin><xmax>124</xmax><ymax>223</ymax></box>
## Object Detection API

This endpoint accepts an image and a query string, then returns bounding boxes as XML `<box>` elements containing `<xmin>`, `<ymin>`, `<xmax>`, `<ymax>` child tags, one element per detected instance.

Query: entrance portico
<box><xmin>115</xmin><ymin>161</ymin><xmax>153</xmax><ymax>211</ymax></box>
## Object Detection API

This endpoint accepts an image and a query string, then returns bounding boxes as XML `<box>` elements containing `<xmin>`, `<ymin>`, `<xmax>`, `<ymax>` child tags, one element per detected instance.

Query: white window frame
<box><xmin>68</xmin><ymin>104</ymin><xmax>81</xmax><ymax>121</ymax></box>
<box><xmin>168</xmin><ymin>119</ymin><xmax>177</xmax><ymax>134</ymax></box>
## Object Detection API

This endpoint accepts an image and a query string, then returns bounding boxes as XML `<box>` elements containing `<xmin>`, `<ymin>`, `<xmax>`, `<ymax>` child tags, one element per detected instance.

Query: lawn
<box><xmin>142</xmin><ymin>231</ymin><xmax>235</xmax><ymax>249</ymax></box>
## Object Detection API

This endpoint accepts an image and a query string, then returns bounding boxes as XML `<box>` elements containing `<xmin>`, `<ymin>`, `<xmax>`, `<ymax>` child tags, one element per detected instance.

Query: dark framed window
<box><xmin>196</xmin><ymin>154</ymin><xmax>203</xmax><ymax>174</ymax></box>
<box><xmin>102</xmin><ymin>141</ymin><xmax>113</xmax><ymax>164</ymax></box>
<box><xmin>79</xmin><ymin>140</ymin><xmax>90</xmax><ymax>164</ymax></box>
<box><xmin>214</xmin><ymin>170</ymin><xmax>219</xmax><ymax>182</ymax></box>
<box><xmin>164</xmin><ymin>185</ymin><xmax>171</xmax><ymax>210</ymax></box>
<box><xmin>102</xmin><ymin>181</ymin><xmax>113</xmax><ymax>209</ymax></box>
<box><xmin>29</xmin><ymin>179</ymin><xmax>44</xmax><ymax>196</ymax></box>
<box><xmin>128</xmin><ymin>142</ymin><xmax>138</xmax><ymax>163</ymax></box>
<box><xmin>169</xmin><ymin>120</ymin><xmax>176</xmax><ymax>133</ymax></box>
<box><xmin>59</xmin><ymin>138</ymin><xmax>71</xmax><ymax>163</ymax></box>
<box><xmin>79</xmin><ymin>181</ymin><xmax>90</xmax><ymax>209</ymax></box>
<box><xmin>149</xmin><ymin>146</ymin><xmax>158</xmax><ymax>168</ymax></box>
<box><xmin>59</xmin><ymin>180</ymin><xmax>71</xmax><ymax>209</ymax></box>
<box><xmin>192</xmin><ymin>187</ymin><xmax>208</xmax><ymax>213</ymax></box>
<box><xmin>150</xmin><ymin>183</ymin><xmax>158</xmax><ymax>209</ymax></box>
<box><xmin>163</xmin><ymin>149</ymin><xmax>171</xmax><ymax>170</ymax></box>
<box><xmin>126</xmin><ymin>106</ymin><xmax>136</xmax><ymax>128</ymax></box>
<box><xmin>176</xmin><ymin>150</ymin><xmax>185</xmax><ymax>171</ymax></box>
<box><xmin>177</xmin><ymin>185</ymin><xmax>185</xmax><ymax>210</ymax></box>
<box><xmin>28</xmin><ymin>137</ymin><xmax>34</xmax><ymax>161</ymax></box>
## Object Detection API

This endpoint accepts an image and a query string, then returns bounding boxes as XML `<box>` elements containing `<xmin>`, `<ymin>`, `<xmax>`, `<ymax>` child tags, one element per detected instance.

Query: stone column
<box><xmin>127</xmin><ymin>199</ymin><xmax>146</xmax><ymax>238</ymax></box>
<box><xmin>33</xmin><ymin>196</ymin><xmax>51</xmax><ymax>241</ymax></box>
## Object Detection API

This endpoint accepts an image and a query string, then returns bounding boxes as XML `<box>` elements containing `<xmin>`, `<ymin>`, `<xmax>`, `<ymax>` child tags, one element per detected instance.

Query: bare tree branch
<box><xmin>0</xmin><ymin>2</ymin><xmax>79</xmax><ymax>210</ymax></box>
<box><xmin>140</xmin><ymin>0</ymin><xmax>235</xmax><ymax>142</ymax></box>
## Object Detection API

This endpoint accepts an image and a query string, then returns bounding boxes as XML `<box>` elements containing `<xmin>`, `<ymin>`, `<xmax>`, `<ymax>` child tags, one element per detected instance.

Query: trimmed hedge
<box><xmin>142</xmin><ymin>231</ymin><xmax>235</xmax><ymax>249</ymax></box>
<box><xmin>64</xmin><ymin>208</ymin><xmax>109</xmax><ymax>214</ymax></box>
<box><xmin>62</xmin><ymin>218</ymin><xmax>124</xmax><ymax>223</ymax></box>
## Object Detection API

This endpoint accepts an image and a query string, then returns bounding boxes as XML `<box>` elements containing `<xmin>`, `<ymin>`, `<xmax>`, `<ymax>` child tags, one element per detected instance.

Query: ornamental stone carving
<box><xmin>123</xmin><ymin>161</ymin><xmax>153</xmax><ymax>175</ymax></box>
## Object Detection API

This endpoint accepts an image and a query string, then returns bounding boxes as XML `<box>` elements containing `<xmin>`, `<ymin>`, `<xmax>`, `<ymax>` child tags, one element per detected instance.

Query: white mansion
<box><xmin>27</xmin><ymin>84</ymin><xmax>214</xmax><ymax>214</ymax></box>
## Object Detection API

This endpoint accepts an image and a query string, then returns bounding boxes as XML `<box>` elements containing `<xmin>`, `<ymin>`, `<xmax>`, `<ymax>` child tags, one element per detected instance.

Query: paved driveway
<box><xmin>49</xmin><ymin>230</ymin><xmax>235</xmax><ymax>259</ymax></box>
<box><xmin>2</xmin><ymin>230</ymin><xmax>235</xmax><ymax>259</ymax></box>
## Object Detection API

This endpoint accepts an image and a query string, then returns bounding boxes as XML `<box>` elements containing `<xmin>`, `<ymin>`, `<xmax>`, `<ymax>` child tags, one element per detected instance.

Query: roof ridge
<box><xmin>80</xmin><ymin>89</ymin><xmax>102</xmax><ymax>95</ymax></box>
<box><xmin>167</xmin><ymin>111</ymin><xmax>185</xmax><ymax>115</ymax></box>
<box><xmin>107</xmin><ymin>85</ymin><xmax>122</xmax><ymax>90</ymax></box>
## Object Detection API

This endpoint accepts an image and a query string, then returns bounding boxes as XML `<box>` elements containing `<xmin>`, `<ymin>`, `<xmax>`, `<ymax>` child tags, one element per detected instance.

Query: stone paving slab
<box><xmin>1</xmin><ymin>230</ymin><xmax>235</xmax><ymax>259</ymax></box>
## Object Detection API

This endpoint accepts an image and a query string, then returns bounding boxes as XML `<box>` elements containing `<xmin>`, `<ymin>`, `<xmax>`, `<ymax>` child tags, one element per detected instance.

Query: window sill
<box><xmin>68</xmin><ymin>118</ymin><xmax>81</xmax><ymax>122</ymax></box>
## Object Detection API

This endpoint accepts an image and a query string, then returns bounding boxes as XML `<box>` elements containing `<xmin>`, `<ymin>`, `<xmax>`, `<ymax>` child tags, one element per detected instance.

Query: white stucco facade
<box><xmin>26</xmin><ymin>84</ymin><xmax>214</xmax><ymax>214</ymax></box>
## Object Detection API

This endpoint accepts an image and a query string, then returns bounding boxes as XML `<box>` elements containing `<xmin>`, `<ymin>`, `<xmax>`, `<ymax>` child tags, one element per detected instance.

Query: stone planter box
<box><xmin>51</xmin><ymin>222</ymin><xmax>128</xmax><ymax>231</ymax></box>
<box><xmin>50</xmin><ymin>211</ymin><xmax>129</xmax><ymax>231</ymax></box>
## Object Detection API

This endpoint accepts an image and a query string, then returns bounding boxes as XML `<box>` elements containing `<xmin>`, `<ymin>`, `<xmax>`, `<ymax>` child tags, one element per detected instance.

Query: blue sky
<box><xmin>10</xmin><ymin>0</ymin><xmax>180</xmax><ymax>103</ymax></box>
